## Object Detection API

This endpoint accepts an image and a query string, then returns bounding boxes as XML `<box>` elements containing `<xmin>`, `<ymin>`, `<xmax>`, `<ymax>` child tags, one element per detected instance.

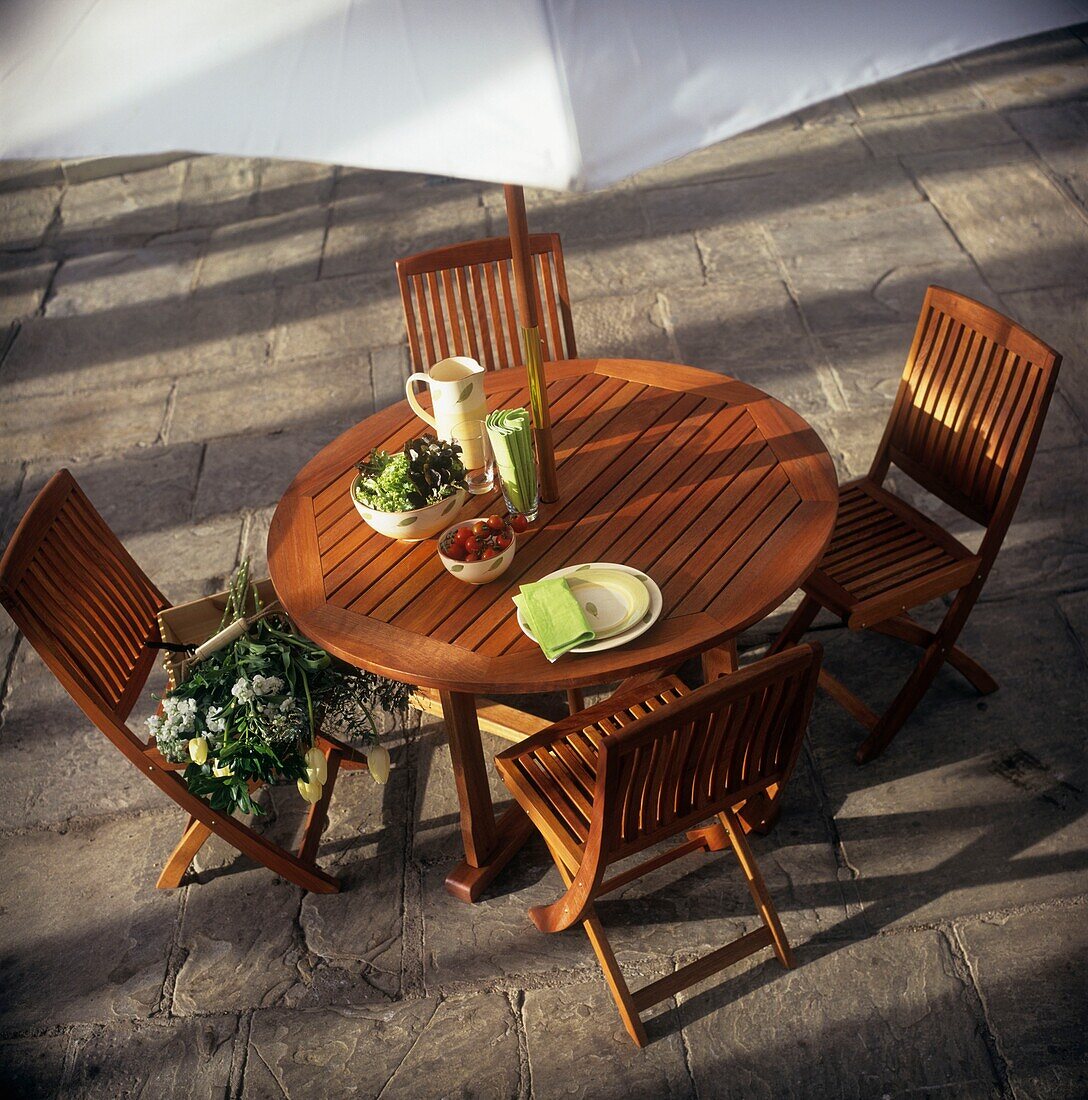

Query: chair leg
<box><xmin>720</xmin><ymin>808</ymin><xmax>794</xmax><ymax>969</ymax></box>
<box><xmin>855</xmin><ymin>640</ymin><xmax>946</xmax><ymax>764</ymax></box>
<box><xmin>543</xmin><ymin>840</ymin><xmax>648</xmax><ymax>1047</ymax></box>
<box><xmin>157</xmin><ymin>815</ymin><xmax>213</xmax><ymax>889</ymax></box>
<box><xmin>769</xmin><ymin>594</ymin><xmax>820</xmax><ymax>654</ymax></box>
<box><xmin>856</xmin><ymin>590</ymin><xmax>980</xmax><ymax>764</ymax></box>
<box><xmin>566</xmin><ymin>689</ymin><xmax>585</xmax><ymax>715</ymax></box>
<box><xmin>701</xmin><ymin>639</ymin><xmax>737</xmax><ymax>682</ymax></box>
<box><xmin>869</xmin><ymin>614</ymin><xmax>997</xmax><ymax>695</ymax></box>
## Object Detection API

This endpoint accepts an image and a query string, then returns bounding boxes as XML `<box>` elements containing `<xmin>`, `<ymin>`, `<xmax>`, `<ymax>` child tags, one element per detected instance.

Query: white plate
<box><xmin>516</xmin><ymin>562</ymin><xmax>663</xmax><ymax>654</ymax></box>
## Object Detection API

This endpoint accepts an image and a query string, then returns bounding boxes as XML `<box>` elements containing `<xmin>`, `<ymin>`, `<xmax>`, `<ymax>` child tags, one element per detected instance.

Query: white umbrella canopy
<box><xmin>1</xmin><ymin>0</ymin><xmax>1083</xmax><ymax>189</ymax></box>
<box><xmin>2</xmin><ymin>0</ymin><xmax>1082</xmax><ymax>497</ymax></box>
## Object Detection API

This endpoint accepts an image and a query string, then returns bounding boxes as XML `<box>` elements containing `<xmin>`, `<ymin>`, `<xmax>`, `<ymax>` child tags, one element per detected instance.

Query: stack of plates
<box><xmin>516</xmin><ymin>562</ymin><xmax>663</xmax><ymax>654</ymax></box>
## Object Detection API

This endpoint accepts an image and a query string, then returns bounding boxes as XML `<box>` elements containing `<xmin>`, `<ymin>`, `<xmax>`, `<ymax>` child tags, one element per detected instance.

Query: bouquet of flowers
<box><xmin>148</xmin><ymin>561</ymin><xmax>410</xmax><ymax>816</ymax></box>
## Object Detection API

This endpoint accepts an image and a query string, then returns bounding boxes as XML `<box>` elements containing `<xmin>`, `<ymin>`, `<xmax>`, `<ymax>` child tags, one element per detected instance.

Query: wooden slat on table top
<box><xmin>268</xmin><ymin>359</ymin><xmax>838</xmax><ymax>693</ymax></box>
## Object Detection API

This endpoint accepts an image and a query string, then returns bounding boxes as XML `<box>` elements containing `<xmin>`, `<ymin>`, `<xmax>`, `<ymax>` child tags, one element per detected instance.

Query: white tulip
<box><xmin>366</xmin><ymin>744</ymin><xmax>391</xmax><ymax>784</ymax></box>
<box><xmin>297</xmin><ymin>777</ymin><xmax>323</xmax><ymax>804</ymax></box>
<box><xmin>188</xmin><ymin>737</ymin><xmax>209</xmax><ymax>765</ymax></box>
<box><xmin>211</xmin><ymin>760</ymin><xmax>233</xmax><ymax>778</ymax></box>
<box><xmin>305</xmin><ymin>746</ymin><xmax>328</xmax><ymax>784</ymax></box>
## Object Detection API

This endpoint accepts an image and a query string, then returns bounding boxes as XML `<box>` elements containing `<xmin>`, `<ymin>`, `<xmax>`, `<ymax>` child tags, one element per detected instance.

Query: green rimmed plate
<box><xmin>516</xmin><ymin>562</ymin><xmax>663</xmax><ymax>654</ymax></box>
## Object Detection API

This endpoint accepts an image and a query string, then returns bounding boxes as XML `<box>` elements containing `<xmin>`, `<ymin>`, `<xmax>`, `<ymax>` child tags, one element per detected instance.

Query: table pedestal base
<box><xmin>444</xmin><ymin>805</ymin><xmax>535</xmax><ymax>902</ymax></box>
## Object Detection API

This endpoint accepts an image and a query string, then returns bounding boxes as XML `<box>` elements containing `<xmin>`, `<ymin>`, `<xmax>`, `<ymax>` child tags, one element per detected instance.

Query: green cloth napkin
<box><xmin>513</xmin><ymin>578</ymin><xmax>595</xmax><ymax>662</ymax></box>
<box><xmin>485</xmin><ymin>407</ymin><xmax>537</xmax><ymax>513</ymax></box>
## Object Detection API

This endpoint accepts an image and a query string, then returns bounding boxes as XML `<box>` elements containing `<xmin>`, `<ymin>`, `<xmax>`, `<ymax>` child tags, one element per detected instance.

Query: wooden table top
<box><xmin>268</xmin><ymin>358</ymin><xmax>838</xmax><ymax>694</ymax></box>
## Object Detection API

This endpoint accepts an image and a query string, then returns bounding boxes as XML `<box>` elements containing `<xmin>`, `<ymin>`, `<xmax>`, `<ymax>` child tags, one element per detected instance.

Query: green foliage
<box><xmin>354</xmin><ymin>434</ymin><xmax>467</xmax><ymax>512</ymax></box>
<box><xmin>151</xmin><ymin>562</ymin><xmax>413</xmax><ymax>817</ymax></box>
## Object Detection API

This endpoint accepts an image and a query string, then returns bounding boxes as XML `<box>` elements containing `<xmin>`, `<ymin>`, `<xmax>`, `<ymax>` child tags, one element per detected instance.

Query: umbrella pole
<box><xmin>504</xmin><ymin>184</ymin><xmax>558</xmax><ymax>503</ymax></box>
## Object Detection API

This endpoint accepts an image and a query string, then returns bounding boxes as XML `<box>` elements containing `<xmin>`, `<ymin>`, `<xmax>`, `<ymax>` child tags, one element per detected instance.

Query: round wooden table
<box><xmin>268</xmin><ymin>358</ymin><xmax>837</xmax><ymax>900</ymax></box>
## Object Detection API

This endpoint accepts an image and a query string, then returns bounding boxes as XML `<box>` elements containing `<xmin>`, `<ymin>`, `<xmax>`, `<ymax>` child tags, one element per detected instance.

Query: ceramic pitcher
<box><xmin>405</xmin><ymin>356</ymin><xmax>489</xmax><ymax>466</ymax></box>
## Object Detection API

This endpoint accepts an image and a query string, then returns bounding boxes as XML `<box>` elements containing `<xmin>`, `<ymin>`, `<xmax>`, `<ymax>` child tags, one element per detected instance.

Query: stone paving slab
<box><xmin>323</xmin><ymin>183</ymin><xmax>489</xmax><ymax>280</ymax></box>
<box><xmin>45</xmin><ymin>243</ymin><xmax>201</xmax><ymax>318</ymax></box>
<box><xmin>907</xmin><ymin>143</ymin><xmax>1088</xmax><ymax>293</ymax></box>
<box><xmin>244</xmin><ymin>996</ymin><xmax>522</xmax><ymax>1099</ymax></box>
<box><xmin>0</xmin><ymin>254</ymin><xmax>56</xmax><ymax>327</ymax></box>
<box><xmin>0</xmin><ymin>27</ymin><xmax>1085</xmax><ymax>1099</ymax></box>
<box><xmin>1</xmin><ymin>290</ymin><xmax>275</xmax><ymax>398</ymax></box>
<box><xmin>56</xmin><ymin>162</ymin><xmax>187</xmax><ymax>242</ymax></box>
<box><xmin>523</xmin><ymin>979</ymin><xmax>690</xmax><ymax>1099</ymax></box>
<box><xmin>195</xmin><ymin>209</ymin><xmax>329</xmax><ymax>296</ymax></box>
<box><xmin>808</xmin><ymin>598</ymin><xmax>1087</xmax><ymax>930</ymax></box>
<box><xmin>1008</xmin><ymin>102</ymin><xmax>1088</xmax><ymax>208</ymax></box>
<box><xmin>957</xmin><ymin>905</ymin><xmax>1088</xmax><ymax>1099</ymax></box>
<box><xmin>766</xmin><ymin>202</ymin><xmax>1000</xmax><ymax>334</ymax></box>
<box><xmin>0</xmin><ymin>1035</ymin><xmax>69</xmax><ymax>1100</ymax></box>
<box><xmin>0</xmin><ymin>645</ymin><xmax>172</xmax><ymax>829</ymax></box>
<box><xmin>65</xmin><ymin>1016</ymin><xmax>240</xmax><ymax>1099</ymax></box>
<box><xmin>858</xmin><ymin>106</ymin><xmax>1020</xmax><ymax>158</ymax></box>
<box><xmin>0</xmin><ymin>811</ymin><xmax>180</xmax><ymax>1032</ymax></box>
<box><xmin>677</xmin><ymin>929</ymin><xmax>1001</xmax><ymax>1099</ymax></box>
<box><xmin>0</xmin><ymin>185</ymin><xmax>63</xmax><ymax>250</ymax></box>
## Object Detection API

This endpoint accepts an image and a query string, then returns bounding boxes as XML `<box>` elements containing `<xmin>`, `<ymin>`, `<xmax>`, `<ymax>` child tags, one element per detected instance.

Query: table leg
<box><xmin>440</xmin><ymin>689</ymin><xmax>533</xmax><ymax>903</ymax></box>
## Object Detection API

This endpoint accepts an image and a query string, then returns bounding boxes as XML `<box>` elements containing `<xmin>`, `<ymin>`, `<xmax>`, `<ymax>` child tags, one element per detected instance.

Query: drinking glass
<box><xmin>451</xmin><ymin>421</ymin><xmax>495</xmax><ymax>496</ymax></box>
<box><xmin>498</xmin><ymin>453</ymin><xmax>540</xmax><ymax>523</ymax></box>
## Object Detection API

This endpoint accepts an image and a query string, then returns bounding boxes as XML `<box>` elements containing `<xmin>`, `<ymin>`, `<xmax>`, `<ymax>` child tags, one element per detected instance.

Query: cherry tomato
<box><xmin>443</xmin><ymin>540</ymin><xmax>466</xmax><ymax>561</ymax></box>
<box><xmin>509</xmin><ymin>514</ymin><xmax>530</xmax><ymax>533</ymax></box>
<box><xmin>465</xmin><ymin>551</ymin><xmax>480</xmax><ymax>562</ymax></box>
<box><xmin>454</xmin><ymin>526</ymin><xmax>474</xmax><ymax>547</ymax></box>
<box><xmin>494</xmin><ymin>532</ymin><xmax>512</xmax><ymax>550</ymax></box>
<box><xmin>480</xmin><ymin>548</ymin><xmax>497</xmax><ymax>560</ymax></box>
<box><xmin>472</xmin><ymin>519</ymin><xmax>489</xmax><ymax>537</ymax></box>
<box><xmin>487</xmin><ymin>514</ymin><xmax>505</xmax><ymax>530</ymax></box>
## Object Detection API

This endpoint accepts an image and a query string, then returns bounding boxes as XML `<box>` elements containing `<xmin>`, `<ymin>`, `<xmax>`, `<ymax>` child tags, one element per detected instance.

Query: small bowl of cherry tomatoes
<box><xmin>438</xmin><ymin>512</ymin><xmax>528</xmax><ymax>584</ymax></box>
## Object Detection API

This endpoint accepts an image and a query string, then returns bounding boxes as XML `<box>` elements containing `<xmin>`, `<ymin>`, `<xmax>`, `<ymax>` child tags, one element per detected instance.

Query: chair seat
<box><xmin>496</xmin><ymin>677</ymin><xmax>689</xmax><ymax>863</ymax></box>
<box><xmin>805</xmin><ymin>479</ymin><xmax>980</xmax><ymax>629</ymax></box>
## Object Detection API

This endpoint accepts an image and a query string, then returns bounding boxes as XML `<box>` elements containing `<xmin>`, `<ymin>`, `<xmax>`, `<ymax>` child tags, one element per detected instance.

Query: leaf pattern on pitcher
<box><xmin>458</xmin><ymin>381</ymin><xmax>475</xmax><ymax>403</ymax></box>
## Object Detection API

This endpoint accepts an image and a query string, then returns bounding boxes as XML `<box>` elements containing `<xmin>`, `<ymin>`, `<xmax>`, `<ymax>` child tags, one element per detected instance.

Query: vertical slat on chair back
<box><xmin>396</xmin><ymin>234</ymin><xmax>577</xmax><ymax>372</ymax></box>
<box><xmin>877</xmin><ymin>286</ymin><xmax>1061</xmax><ymax>529</ymax></box>
<box><xmin>600</xmin><ymin>646</ymin><xmax>821</xmax><ymax>858</ymax></box>
<box><xmin>0</xmin><ymin>470</ymin><xmax>167</xmax><ymax>723</ymax></box>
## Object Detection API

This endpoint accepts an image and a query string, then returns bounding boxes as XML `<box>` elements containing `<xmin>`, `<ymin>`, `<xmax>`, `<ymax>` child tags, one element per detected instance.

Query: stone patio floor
<box><xmin>1</xmin><ymin>25</ymin><xmax>1086</xmax><ymax>1100</ymax></box>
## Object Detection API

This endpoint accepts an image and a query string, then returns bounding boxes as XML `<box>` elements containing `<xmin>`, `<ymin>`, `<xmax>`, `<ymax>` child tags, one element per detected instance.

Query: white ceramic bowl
<box><xmin>351</xmin><ymin>477</ymin><xmax>468</xmax><ymax>541</ymax></box>
<box><xmin>437</xmin><ymin>522</ymin><xmax>517</xmax><ymax>584</ymax></box>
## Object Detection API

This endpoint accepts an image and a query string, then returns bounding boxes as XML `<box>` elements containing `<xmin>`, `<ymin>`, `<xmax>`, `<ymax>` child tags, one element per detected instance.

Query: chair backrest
<box><xmin>396</xmin><ymin>233</ymin><xmax>577</xmax><ymax>372</ymax></box>
<box><xmin>0</xmin><ymin>469</ymin><xmax>167</xmax><ymax>729</ymax></box>
<box><xmin>597</xmin><ymin>645</ymin><xmax>821</xmax><ymax>862</ymax></box>
<box><xmin>872</xmin><ymin>286</ymin><xmax>1061</xmax><ymax>536</ymax></box>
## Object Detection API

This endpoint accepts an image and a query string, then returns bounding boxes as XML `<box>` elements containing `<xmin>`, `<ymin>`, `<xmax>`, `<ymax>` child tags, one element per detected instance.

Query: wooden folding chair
<box><xmin>0</xmin><ymin>469</ymin><xmax>369</xmax><ymax>894</ymax></box>
<box><xmin>495</xmin><ymin>644</ymin><xmax>822</xmax><ymax>1047</ymax></box>
<box><xmin>396</xmin><ymin>233</ymin><xmax>577</xmax><ymax>373</ymax></box>
<box><xmin>771</xmin><ymin>285</ymin><xmax>1061</xmax><ymax>763</ymax></box>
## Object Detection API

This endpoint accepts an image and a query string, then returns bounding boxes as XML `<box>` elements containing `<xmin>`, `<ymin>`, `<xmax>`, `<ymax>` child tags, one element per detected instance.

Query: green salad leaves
<box><xmin>354</xmin><ymin>434</ymin><xmax>468</xmax><ymax>513</ymax></box>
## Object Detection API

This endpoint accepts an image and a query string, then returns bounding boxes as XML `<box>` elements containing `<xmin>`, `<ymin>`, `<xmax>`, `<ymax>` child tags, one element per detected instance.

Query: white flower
<box><xmin>211</xmin><ymin>760</ymin><xmax>234</xmax><ymax>778</ymax></box>
<box><xmin>251</xmin><ymin>674</ymin><xmax>284</xmax><ymax>697</ymax></box>
<box><xmin>231</xmin><ymin>678</ymin><xmax>254</xmax><ymax>702</ymax></box>
<box><xmin>146</xmin><ymin>715</ymin><xmax>163</xmax><ymax>737</ymax></box>
<box><xmin>204</xmin><ymin>706</ymin><xmax>226</xmax><ymax>734</ymax></box>
<box><xmin>366</xmin><ymin>744</ymin><xmax>391</xmax><ymax>784</ymax></box>
<box><xmin>305</xmin><ymin>746</ymin><xmax>328</xmax><ymax>785</ymax></box>
<box><xmin>297</xmin><ymin>777</ymin><xmax>322</xmax><ymax>804</ymax></box>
